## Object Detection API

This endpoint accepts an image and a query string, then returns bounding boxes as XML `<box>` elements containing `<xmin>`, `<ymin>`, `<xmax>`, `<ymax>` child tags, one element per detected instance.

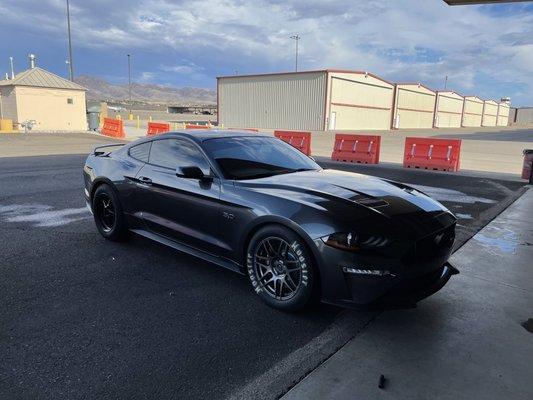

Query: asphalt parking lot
<box><xmin>0</xmin><ymin>134</ymin><xmax>527</xmax><ymax>399</ymax></box>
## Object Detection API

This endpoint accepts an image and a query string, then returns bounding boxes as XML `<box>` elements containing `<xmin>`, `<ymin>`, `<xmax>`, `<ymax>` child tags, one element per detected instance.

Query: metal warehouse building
<box><xmin>462</xmin><ymin>96</ymin><xmax>484</xmax><ymax>127</ymax></box>
<box><xmin>0</xmin><ymin>66</ymin><xmax>87</xmax><ymax>131</ymax></box>
<box><xmin>391</xmin><ymin>83</ymin><xmax>435</xmax><ymax>129</ymax></box>
<box><xmin>217</xmin><ymin>70</ymin><xmax>394</xmax><ymax>131</ymax></box>
<box><xmin>497</xmin><ymin>102</ymin><xmax>510</xmax><ymax>126</ymax></box>
<box><xmin>434</xmin><ymin>91</ymin><xmax>464</xmax><ymax>128</ymax></box>
<box><xmin>482</xmin><ymin>100</ymin><xmax>498</xmax><ymax>127</ymax></box>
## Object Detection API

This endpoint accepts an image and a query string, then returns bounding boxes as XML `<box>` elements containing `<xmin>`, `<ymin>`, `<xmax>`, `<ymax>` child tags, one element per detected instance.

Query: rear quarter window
<box><xmin>129</xmin><ymin>142</ymin><xmax>151</xmax><ymax>162</ymax></box>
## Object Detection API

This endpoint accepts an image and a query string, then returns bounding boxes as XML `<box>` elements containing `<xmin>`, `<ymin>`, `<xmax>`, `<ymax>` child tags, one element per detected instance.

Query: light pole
<box><xmin>290</xmin><ymin>34</ymin><xmax>300</xmax><ymax>72</ymax></box>
<box><xmin>127</xmin><ymin>54</ymin><xmax>132</xmax><ymax>118</ymax></box>
<box><xmin>444</xmin><ymin>75</ymin><xmax>448</xmax><ymax>90</ymax></box>
<box><xmin>66</xmin><ymin>0</ymin><xmax>74</xmax><ymax>81</ymax></box>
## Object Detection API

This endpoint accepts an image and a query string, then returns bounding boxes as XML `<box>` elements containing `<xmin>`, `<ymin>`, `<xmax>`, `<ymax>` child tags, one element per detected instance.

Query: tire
<box><xmin>246</xmin><ymin>225</ymin><xmax>316</xmax><ymax>312</ymax></box>
<box><xmin>91</xmin><ymin>183</ymin><xmax>128</xmax><ymax>241</ymax></box>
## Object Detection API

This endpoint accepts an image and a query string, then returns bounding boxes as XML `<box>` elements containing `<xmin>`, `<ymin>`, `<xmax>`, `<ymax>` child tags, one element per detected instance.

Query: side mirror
<box><xmin>177</xmin><ymin>166</ymin><xmax>211</xmax><ymax>181</ymax></box>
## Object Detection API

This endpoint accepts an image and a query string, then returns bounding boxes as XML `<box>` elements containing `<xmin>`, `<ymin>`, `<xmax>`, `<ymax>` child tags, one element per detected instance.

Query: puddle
<box><xmin>474</xmin><ymin>226</ymin><xmax>519</xmax><ymax>254</ymax></box>
<box><xmin>412</xmin><ymin>185</ymin><xmax>496</xmax><ymax>204</ymax></box>
<box><xmin>0</xmin><ymin>204</ymin><xmax>90</xmax><ymax>227</ymax></box>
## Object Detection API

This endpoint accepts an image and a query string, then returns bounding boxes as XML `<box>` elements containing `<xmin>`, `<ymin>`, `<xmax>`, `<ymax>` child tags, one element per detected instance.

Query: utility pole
<box><xmin>444</xmin><ymin>75</ymin><xmax>448</xmax><ymax>90</ymax></box>
<box><xmin>290</xmin><ymin>34</ymin><xmax>300</xmax><ymax>72</ymax></box>
<box><xmin>127</xmin><ymin>54</ymin><xmax>132</xmax><ymax>118</ymax></box>
<box><xmin>66</xmin><ymin>0</ymin><xmax>74</xmax><ymax>81</ymax></box>
<box><xmin>127</xmin><ymin>54</ymin><xmax>132</xmax><ymax>103</ymax></box>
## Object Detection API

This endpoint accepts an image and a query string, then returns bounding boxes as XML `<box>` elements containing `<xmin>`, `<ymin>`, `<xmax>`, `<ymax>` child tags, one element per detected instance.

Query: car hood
<box><xmin>234</xmin><ymin>169</ymin><xmax>450</xmax><ymax>218</ymax></box>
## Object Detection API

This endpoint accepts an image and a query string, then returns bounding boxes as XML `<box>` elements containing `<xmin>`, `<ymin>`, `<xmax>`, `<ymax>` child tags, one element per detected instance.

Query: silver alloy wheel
<box><xmin>253</xmin><ymin>236</ymin><xmax>302</xmax><ymax>300</ymax></box>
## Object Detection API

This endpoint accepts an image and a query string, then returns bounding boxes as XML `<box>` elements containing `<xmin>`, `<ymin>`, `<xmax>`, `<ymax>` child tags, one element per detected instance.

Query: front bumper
<box><xmin>314</xmin><ymin>225</ymin><xmax>457</xmax><ymax>309</ymax></box>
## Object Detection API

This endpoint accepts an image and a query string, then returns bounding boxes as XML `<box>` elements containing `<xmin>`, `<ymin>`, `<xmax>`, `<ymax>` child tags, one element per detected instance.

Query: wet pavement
<box><xmin>282</xmin><ymin>188</ymin><xmax>533</xmax><ymax>400</ymax></box>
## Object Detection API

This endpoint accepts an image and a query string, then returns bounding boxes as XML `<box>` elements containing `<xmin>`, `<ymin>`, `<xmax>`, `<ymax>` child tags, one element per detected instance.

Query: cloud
<box><xmin>0</xmin><ymin>0</ymin><xmax>531</xmax><ymax>105</ymax></box>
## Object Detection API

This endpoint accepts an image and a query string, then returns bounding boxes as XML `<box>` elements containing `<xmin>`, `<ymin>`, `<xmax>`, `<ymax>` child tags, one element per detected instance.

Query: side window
<box><xmin>129</xmin><ymin>142</ymin><xmax>151</xmax><ymax>162</ymax></box>
<box><xmin>149</xmin><ymin>139</ymin><xmax>211</xmax><ymax>174</ymax></box>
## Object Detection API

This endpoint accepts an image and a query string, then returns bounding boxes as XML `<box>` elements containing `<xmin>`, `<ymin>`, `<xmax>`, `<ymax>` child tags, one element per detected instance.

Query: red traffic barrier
<box><xmin>101</xmin><ymin>118</ymin><xmax>124</xmax><ymax>138</ymax></box>
<box><xmin>522</xmin><ymin>149</ymin><xmax>533</xmax><ymax>181</ymax></box>
<box><xmin>331</xmin><ymin>134</ymin><xmax>381</xmax><ymax>164</ymax></box>
<box><xmin>185</xmin><ymin>124</ymin><xmax>210</xmax><ymax>129</ymax></box>
<box><xmin>403</xmin><ymin>137</ymin><xmax>461</xmax><ymax>172</ymax></box>
<box><xmin>274</xmin><ymin>130</ymin><xmax>312</xmax><ymax>156</ymax></box>
<box><xmin>147</xmin><ymin>122</ymin><xmax>170</xmax><ymax>136</ymax></box>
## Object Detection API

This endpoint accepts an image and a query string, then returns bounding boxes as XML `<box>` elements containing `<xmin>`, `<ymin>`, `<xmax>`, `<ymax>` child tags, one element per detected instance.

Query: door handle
<box><xmin>138</xmin><ymin>176</ymin><xmax>152</xmax><ymax>184</ymax></box>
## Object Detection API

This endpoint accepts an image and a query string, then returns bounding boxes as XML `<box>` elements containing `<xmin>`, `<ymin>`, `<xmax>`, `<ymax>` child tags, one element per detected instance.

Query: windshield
<box><xmin>202</xmin><ymin>136</ymin><xmax>320</xmax><ymax>180</ymax></box>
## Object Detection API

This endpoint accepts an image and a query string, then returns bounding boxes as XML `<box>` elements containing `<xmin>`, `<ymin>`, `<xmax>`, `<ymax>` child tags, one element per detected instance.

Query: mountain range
<box><xmin>75</xmin><ymin>75</ymin><xmax>216</xmax><ymax>105</ymax></box>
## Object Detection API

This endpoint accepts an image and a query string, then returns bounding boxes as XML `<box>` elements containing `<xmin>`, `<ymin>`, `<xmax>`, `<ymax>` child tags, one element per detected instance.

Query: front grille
<box><xmin>402</xmin><ymin>223</ymin><xmax>455</xmax><ymax>269</ymax></box>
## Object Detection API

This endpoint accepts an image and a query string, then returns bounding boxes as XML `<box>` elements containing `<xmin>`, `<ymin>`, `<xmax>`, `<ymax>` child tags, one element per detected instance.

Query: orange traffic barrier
<box><xmin>331</xmin><ymin>134</ymin><xmax>381</xmax><ymax>164</ymax></box>
<box><xmin>147</xmin><ymin>122</ymin><xmax>170</xmax><ymax>136</ymax></box>
<box><xmin>185</xmin><ymin>124</ymin><xmax>210</xmax><ymax>129</ymax></box>
<box><xmin>101</xmin><ymin>118</ymin><xmax>125</xmax><ymax>138</ymax></box>
<box><xmin>403</xmin><ymin>137</ymin><xmax>462</xmax><ymax>171</ymax></box>
<box><xmin>274</xmin><ymin>130</ymin><xmax>312</xmax><ymax>156</ymax></box>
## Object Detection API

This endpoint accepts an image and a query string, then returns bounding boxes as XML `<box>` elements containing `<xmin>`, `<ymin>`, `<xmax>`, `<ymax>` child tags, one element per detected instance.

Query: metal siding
<box><xmin>218</xmin><ymin>72</ymin><xmax>326</xmax><ymax>130</ymax></box>
<box><xmin>482</xmin><ymin>100</ymin><xmax>498</xmax><ymax>127</ymax></box>
<box><xmin>497</xmin><ymin>104</ymin><xmax>510</xmax><ymax>126</ymax></box>
<box><xmin>435</xmin><ymin>92</ymin><xmax>463</xmax><ymax>128</ymax></box>
<box><xmin>393</xmin><ymin>85</ymin><xmax>436</xmax><ymax>129</ymax></box>
<box><xmin>328</xmin><ymin>72</ymin><xmax>394</xmax><ymax>130</ymax></box>
<box><xmin>515</xmin><ymin>107</ymin><xmax>533</xmax><ymax>125</ymax></box>
<box><xmin>462</xmin><ymin>97</ymin><xmax>484</xmax><ymax>127</ymax></box>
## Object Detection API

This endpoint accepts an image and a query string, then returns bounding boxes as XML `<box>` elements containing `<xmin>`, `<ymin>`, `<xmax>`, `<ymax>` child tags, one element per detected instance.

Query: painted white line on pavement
<box><xmin>0</xmin><ymin>204</ymin><xmax>90</xmax><ymax>227</ymax></box>
<box><xmin>412</xmin><ymin>185</ymin><xmax>496</xmax><ymax>204</ymax></box>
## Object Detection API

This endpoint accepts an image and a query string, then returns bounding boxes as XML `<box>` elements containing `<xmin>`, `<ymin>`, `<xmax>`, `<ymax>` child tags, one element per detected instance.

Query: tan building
<box><xmin>462</xmin><ymin>96</ymin><xmax>484</xmax><ymax>127</ymax></box>
<box><xmin>497</xmin><ymin>102</ymin><xmax>510</xmax><ymax>126</ymax></box>
<box><xmin>0</xmin><ymin>67</ymin><xmax>87</xmax><ymax>131</ymax></box>
<box><xmin>434</xmin><ymin>91</ymin><xmax>464</xmax><ymax>128</ymax></box>
<box><xmin>391</xmin><ymin>83</ymin><xmax>436</xmax><ymax>129</ymax></box>
<box><xmin>482</xmin><ymin>99</ymin><xmax>498</xmax><ymax>127</ymax></box>
<box><xmin>217</xmin><ymin>70</ymin><xmax>395</xmax><ymax>131</ymax></box>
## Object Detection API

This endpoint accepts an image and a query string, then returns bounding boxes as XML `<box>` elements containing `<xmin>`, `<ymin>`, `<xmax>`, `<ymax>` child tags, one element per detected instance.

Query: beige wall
<box><xmin>218</xmin><ymin>72</ymin><xmax>326</xmax><ymax>131</ymax></box>
<box><xmin>393</xmin><ymin>85</ymin><xmax>435</xmax><ymax>129</ymax></box>
<box><xmin>0</xmin><ymin>86</ymin><xmax>18</xmax><ymax>121</ymax></box>
<box><xmin>497</xmin><ymin>104</ymin><xmax>510</xmax><ymax>126</ymax></box>
<box><xmin>482</xmin><ymin>100</ymin><xmax>498</xmax><ymax>127</ymax></box>
<box><xmin>327</xmin><ymin>72</ymin><xmax>394</xmax><ymax>130</ymax></box>
<box><xmin>15</xmin><ymin>86</ymin><xmax>87</xmax><ymax>131</ymax></box>
<box><xmin>435</xmin><ymin>92</ymin><xmax>463</xmax><ymax>128</ymax></box>
<box><xmin>463</xmin><ymin>97</ymin><xmax>483</xmax><ymax>127</ymax></box>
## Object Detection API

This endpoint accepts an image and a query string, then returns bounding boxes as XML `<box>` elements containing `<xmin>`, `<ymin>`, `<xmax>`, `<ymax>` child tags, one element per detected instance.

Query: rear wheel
<box><xmin>246</xmin><ymin>225</ymin><xmax>316</xmax><ymax>312</ymax></box>
<box><xmin>92</xmin><ymin>183</ymin><xmax>128</xmax><ymax>241</ymax></box>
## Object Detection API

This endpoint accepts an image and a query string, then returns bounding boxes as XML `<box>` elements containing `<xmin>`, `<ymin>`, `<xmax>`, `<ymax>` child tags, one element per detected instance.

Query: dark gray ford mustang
<box><xmin>84</xmin><ymin>130</ymin><xmax>458</xmax><ymax>311</ymax></box>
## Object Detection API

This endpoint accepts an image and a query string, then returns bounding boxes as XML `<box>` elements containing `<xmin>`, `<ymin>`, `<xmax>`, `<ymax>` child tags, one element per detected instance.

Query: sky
<box><xmin>0</xmin><ymin>0</ymin><xmax>532</xmax><ymax>106</ymax></box>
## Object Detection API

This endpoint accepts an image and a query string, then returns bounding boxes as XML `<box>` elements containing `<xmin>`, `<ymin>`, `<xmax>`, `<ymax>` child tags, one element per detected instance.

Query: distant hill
<box><xmin>75</xmin><ymin>75</ymin><xmax>216</xmax><ymax>105</ymax></box>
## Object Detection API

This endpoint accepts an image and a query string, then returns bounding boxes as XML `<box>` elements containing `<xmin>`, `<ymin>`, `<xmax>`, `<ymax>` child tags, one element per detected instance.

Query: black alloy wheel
<box><xmin>92</xmin><ymin>184</ymin><xmax>128</xmax><ymax>241</ymax></box>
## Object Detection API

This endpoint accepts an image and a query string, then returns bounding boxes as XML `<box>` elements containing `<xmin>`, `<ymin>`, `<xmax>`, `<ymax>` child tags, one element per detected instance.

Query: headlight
<box><xmin>322</xmin><ymin>232</ymin><xmax>389</xmax><ymax>251</ymax></box>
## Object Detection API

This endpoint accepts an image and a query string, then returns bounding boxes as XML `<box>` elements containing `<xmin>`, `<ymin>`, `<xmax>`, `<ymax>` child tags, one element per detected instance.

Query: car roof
<box><xmin>148</xmin><ymin>129</ymin><xmax>271</xmax><ymax>143</ymax></box>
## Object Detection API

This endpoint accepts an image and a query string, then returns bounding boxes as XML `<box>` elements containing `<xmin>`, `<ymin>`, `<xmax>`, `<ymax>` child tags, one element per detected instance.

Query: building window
<box><xmin>67</xmin><ymin>98</ymin><xmax>73</xmax><ymax>104</ymax></box>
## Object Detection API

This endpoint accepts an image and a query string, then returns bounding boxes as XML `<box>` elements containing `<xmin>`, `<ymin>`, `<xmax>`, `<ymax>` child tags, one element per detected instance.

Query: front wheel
<box><xmin>246</xmin><ymin>225</ymin><xmax>316</xmax><ymax>312</ymax></box>
<box><xmin>92</xmin><ymin>183</ymin><xmax>128</xmax><ymax>241</ymax></box>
